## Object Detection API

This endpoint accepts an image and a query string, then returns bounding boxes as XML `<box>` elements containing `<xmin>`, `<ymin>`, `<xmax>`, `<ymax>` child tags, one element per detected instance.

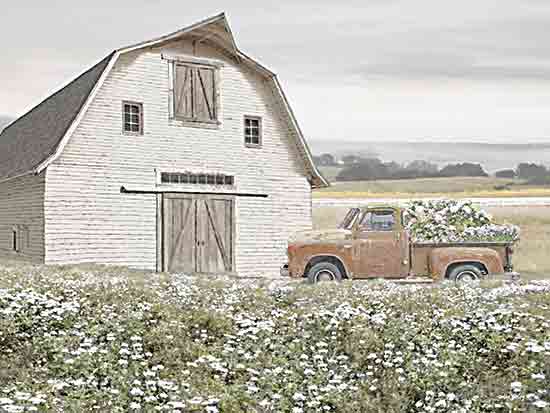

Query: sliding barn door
<box><xmin>163</xmin><ymin>197</ymin><xmax>196</xmax><ymax>273</ymax></box>
<box><xmin>196</xmin><ymin>198</ymin><xmax>234</xmax><ymax>273</ymax></box>
<box><xmin>163</xmin><ymin>195</ymin><xmax>234</xmax><ymax>274</ymax></box>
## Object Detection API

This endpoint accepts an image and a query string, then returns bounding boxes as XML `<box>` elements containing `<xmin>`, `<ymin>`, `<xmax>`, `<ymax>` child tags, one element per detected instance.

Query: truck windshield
<box><xmin>339</xmin><ymin>208</ymin><xmax>360</xmax><ymax>229</ymax></box>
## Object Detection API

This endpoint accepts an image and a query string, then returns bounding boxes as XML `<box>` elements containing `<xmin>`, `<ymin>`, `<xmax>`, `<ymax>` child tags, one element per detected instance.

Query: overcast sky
<box><xmin>1</xmin><ymin>0</ymin><xmax>550</xmax><ymax>143</ymax></box>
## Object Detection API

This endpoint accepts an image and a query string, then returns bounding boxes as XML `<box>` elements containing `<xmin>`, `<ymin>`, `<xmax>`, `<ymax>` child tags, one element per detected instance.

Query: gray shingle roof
<box><xmin>0</xmin><ymin>53</ymin><xmax>113</xmax><ymax>181</ymax></box>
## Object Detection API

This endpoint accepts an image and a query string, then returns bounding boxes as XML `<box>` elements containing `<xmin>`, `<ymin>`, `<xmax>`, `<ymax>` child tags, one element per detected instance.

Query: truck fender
<box><xmin>429</xmin><ymin>247</ymin><xmax>504</xmax><ymax>280</ymax></box>
<box><xmin>303</xmin><ymin>254</ymin><xmax>351</xmax><ymax>279</ymax></box>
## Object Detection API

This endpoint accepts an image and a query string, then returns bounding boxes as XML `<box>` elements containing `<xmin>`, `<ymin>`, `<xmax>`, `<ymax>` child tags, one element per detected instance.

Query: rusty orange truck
<box><xmin>281</xmin><ymin>206</ymin><xmax>519</xmax><ymax>283</ymax></box>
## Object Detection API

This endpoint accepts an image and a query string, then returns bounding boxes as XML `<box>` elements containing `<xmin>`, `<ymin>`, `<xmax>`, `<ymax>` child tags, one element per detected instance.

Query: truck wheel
<box><xmin>448</xmin><ymin>264</ymin><xmax>482</xmax><ymax>283</ymax></box>
<box><xmin>307</xmin><ymin>262</ymin><xmax>343</xmax><ymax>284</ymax></box>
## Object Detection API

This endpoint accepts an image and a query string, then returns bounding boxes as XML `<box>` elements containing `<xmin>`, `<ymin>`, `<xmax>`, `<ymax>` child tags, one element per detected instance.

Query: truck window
<box><xmin>360</xmin><ymin>210</ymin><xmax>396</xmax><ymax>231</ymax></box>
<box><xmin>339</xmin><ymin>208</ymin><xmax>360</xmax><ymax>229</ymax></box>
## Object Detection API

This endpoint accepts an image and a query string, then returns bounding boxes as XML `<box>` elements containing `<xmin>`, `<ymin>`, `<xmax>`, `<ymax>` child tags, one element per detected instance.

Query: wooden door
<box><xmin>163</xmin><ymin>197</ymin><xmax>196</xmax><ymax>273</ymax></box>
<box><xmin>163</xmin><ymin>195</ymin><xmax>234</xmax><ymax>274</ymax></box>
<box><xmin>196</xmin><ymin>198</ymin><xmax>234</xmax><ymax>273</ymax></box>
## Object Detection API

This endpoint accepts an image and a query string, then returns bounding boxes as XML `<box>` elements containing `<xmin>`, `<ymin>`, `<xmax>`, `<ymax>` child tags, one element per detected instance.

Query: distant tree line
<box><xmin>319</xmin><ymin>154</ymin><xmax>488</xmax><ymax>181</ymax></box>
<box><xmin>313</xmin><ymin>153</ymin><xmax>550</xmax><ymax>184</ymax></box>
<box><xmin>496</xmin><ymin>163</ymin><xmax>550</xmax><ymax>185</ymax></box>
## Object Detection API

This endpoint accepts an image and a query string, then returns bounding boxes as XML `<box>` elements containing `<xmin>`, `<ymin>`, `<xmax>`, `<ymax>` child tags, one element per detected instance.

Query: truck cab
<box><xmin>340</xmin><ymin>206</ymin><xmax>409</xmax><ymax>278</ymax></box>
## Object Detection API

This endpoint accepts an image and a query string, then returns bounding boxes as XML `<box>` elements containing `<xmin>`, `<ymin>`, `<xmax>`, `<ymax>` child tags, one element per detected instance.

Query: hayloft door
<box><xmin>163</xmin><ymin>195</ymin><xmax>234</xmax><ymax>274</ymax></box>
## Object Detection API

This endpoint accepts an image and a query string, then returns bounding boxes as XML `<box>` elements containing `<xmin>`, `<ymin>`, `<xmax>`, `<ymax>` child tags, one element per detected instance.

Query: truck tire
<box><xmin>448</xmin><ymin>264</ymin><xmax>482</xmax><ymax>283</ymax></box>
<box><xmin>307</xmin><ymin>262</ymin><xmax>343</xmax><ymax>284</ymax></box>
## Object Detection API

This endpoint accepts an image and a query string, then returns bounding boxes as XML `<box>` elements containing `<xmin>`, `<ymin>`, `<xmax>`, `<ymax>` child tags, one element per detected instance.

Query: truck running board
<box><xmin>391</xmin><ymin>278</ymin><xmax>435</xmax><ymax>284</ymax></box>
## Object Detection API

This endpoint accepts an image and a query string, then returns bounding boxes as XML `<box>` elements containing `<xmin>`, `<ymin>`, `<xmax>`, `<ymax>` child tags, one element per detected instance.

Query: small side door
<box><xmin>353</xmin><ymin>208</ymin><xmax>409</xmax><ymax>278</ymax></box>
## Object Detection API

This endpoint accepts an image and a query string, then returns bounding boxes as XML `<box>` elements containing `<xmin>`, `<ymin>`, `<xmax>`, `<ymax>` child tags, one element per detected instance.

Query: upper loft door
<box><xmin>163</xmin><ymin>195</ymin><xmax>234</xmax><ymax>274</ymax></box>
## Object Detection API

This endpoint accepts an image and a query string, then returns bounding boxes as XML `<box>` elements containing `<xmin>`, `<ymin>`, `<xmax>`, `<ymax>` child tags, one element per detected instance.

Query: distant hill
<box><xmin>0</xmin><ymin>115</ymin><xmax>13</xmax><ymax>132</ymax></box>
<box><xmin>309</xmin><ymin>140</ymin><xmax>550</xmax><ymax>173</ymax></box>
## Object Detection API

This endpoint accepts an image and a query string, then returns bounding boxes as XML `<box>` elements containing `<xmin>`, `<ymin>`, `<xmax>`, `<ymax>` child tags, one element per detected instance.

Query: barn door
<box><xmin>163</xmin><ymin>197</ymin><xmax>196</xmax><ymax>273</ymax></box>
<box><xmin>163</xmin><ymin>195</ymin><xmax>234</xmax><ymax>274</ymax></box>
<box><xmin>196</xmin><ymin>198</ymin><xmax>233</xmax><ymax>273</ymax></box>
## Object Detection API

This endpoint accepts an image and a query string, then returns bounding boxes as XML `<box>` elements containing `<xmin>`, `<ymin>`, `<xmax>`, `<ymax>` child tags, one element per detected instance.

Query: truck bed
<box><xmin>410</xmin><ymin>240</ymin><xmax>515</xmax><ymax>279</ymax></box>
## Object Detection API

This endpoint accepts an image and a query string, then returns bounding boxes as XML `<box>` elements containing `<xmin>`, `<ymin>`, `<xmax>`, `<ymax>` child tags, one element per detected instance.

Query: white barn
<box><xmin>0</xmin><ymin>13</ymin><xmax>327</xmax><ymax>276</ymax></box>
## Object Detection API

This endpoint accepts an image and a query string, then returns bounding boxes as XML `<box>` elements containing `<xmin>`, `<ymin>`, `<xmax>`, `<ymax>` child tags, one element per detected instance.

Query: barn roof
<box><xmin>0</xmin><ymin>13</ymin><xmax>328</xmax><ymax>188</ymax></box>
<box><xmin>0</xmin><ymin>54</ymin><xmax>113</xmax><ymax>181</ymax></box>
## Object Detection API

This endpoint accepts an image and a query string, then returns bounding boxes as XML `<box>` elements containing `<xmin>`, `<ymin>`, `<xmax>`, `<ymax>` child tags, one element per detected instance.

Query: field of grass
<box><xmin>0</xmin><ymin>262</ymin><xmax>549</xmax><ymax>412</ymax></box>
<box><xmin>314</xmin><ymin>176</ymin><xmax>550</xmax><ymax>199</ymax></box>
<box><xmin>313</xmin><ymin>205</ymin><xmax>550</xmax><ymax>278</ymax></box>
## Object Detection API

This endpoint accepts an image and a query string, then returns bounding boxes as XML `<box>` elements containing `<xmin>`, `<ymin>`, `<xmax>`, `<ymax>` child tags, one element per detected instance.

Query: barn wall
<box><xmin>44</xmin><ymin>39</ymin><xmax>312</xmax><ymax>276</ymax></box>
<box><xmin>0</xmin><ymin>173</ymin><xmax>45</xmax><ymax>261</ymax></box>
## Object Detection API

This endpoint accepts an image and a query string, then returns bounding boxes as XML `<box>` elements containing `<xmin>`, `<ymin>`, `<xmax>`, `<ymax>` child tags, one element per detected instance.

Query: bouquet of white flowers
<box><xmin>404</xmin><ymin>200</ymin><xmax>520</xmax><ymax>243</ymax></box>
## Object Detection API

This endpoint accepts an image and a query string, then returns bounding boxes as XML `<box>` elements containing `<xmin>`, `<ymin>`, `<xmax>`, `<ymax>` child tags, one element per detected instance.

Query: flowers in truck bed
<box><xmin>404</xmin><ymin>200</ymin><xmax>520</xmax><ymax>243</ymax></box>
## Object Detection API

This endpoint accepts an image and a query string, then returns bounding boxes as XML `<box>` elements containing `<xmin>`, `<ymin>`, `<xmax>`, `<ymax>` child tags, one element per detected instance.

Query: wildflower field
<box><xmin>1</xmin><ymin>263</ymin><xmax>549</xmax><ymax>412</ymax></box>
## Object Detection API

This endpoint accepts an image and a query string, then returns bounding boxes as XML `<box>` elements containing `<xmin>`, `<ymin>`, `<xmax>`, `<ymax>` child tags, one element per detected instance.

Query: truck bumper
<box><xmin>280</xmin><ymin>263</ymin><xmax>290</xmax><ymax>277</ymax></box>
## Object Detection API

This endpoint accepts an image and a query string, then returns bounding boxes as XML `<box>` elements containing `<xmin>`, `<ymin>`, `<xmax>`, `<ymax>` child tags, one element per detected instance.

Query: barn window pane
<box><xmin>244</xmin><ymin>116</ymin><xmax>261</xmax><ymax>147</ymax></box>
<box><xmin>160</xmin><ymin>172</ymin><xmax>234</xmax><ymax>186</ymax></box>
<box><xmin>123</xmin><ymin>101</ymin><xmax>143</xmax><ymax>135</ymax></box>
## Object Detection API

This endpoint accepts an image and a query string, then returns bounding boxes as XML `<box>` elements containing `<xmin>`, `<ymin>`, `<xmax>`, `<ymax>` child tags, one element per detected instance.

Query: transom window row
<box><xmin>161</xmin><ymin>172</ymin><xmax>235</xmax><ymax>186</ymax></box>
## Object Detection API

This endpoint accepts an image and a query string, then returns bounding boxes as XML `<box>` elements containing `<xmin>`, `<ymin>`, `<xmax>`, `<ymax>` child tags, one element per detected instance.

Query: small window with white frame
<box><xmin>123</xmin><ymin>101</ymin><xmax>143</xmax><ymax>135</ymax></box>
<box><xmin>244</xmin><ymin>116</ymin><xmax>262</xmax><ymax>147</ymax></box>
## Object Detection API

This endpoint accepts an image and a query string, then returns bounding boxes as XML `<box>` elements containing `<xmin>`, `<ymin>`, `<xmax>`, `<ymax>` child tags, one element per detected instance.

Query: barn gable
<box><xmin>0</xmin><ymin>13</ymin><xmax>327</xmax><ymax>188</ymax></box>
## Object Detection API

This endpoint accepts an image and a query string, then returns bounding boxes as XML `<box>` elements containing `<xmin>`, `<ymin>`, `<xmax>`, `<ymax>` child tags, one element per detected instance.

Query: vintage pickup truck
<box><xmin>282</xmin><ymin>205</ymin><xmax>519</xmax><ymax>283</ymax></box>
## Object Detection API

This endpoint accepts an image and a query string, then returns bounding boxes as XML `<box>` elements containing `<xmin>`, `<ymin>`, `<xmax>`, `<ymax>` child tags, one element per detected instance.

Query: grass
<box><xmin>0</xmin><ymin>263</ymin><xmax>549</xmax><ymax>412</ymax></box>
<box><xmin>313</xmin><ymin>177</ymin><xmax>550</xmax><ymax>198</ymax></box>
<box><xmin>313</xmin><ymin>205</ymin><xmax>550</xmax><ymax>279</ymax></box>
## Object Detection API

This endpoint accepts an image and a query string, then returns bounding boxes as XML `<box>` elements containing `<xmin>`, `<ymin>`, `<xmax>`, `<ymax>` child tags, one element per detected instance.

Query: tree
<box><xmin>336</xmin><ymin>158</ymin><xmax>388</xmax><ymax>181</ymax></box>
<box><xmin>404</xmin><ymin>160</ymin><xmax>439</xmax><ymax>178</ymax></box>
<box><xmin>495</xmin><ymin>169</ymin><xmax>517</xmax><ymax>179</ymax></box>
<box><xmin>516</xmin><ymin>163</ymin><xmax>547</xmax><ymax>180</ymax></box>
<box><xmin>341</xmin><ymin>155</ymin><xmax>362</xmax><ymax>165</ymax></box>
<box><xmin>319</xmin><ymin>153</ymin><xmax>336</xmax><ymax>166</ymax></box>
<box><xmin>439</xmin><ymin>163</ymin><xmax>488</xmax><ymax>178</ymax></box>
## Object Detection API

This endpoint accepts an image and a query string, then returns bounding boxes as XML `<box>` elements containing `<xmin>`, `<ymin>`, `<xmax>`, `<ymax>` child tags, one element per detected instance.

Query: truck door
<box><xmin>353</xmin><ymin>208</ymin><xmax>409</xmax><ymax>278</ymax></box>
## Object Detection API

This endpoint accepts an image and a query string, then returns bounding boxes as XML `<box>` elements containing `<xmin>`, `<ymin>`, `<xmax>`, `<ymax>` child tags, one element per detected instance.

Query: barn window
<box><xmin>123</xmin><ymin>102</ymin><xmax>143</xmax><ymax>135</ymax></box>
<box><xmin>244</xmin><ymin>116</ymin><xmax>262</xmax><ymax>147</ymax></box>
<box><xmin>172</xmin><ymin>63</ymin><xmax>217</xmax><ymax>123</ymax></box>
<box><xmin>161</xmin><ymin>172</ymin><xmax>234</xmax><ymax>187</ymax></box>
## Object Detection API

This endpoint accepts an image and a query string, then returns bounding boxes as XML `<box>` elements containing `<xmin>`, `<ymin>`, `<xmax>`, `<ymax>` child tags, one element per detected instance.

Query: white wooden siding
<box><xmin>44</xmin><ymin>38</ymin><xmax>312</xmax><ymax>276</ymax></box>
<box><xmin>0</xmin><ymin>173</ymin><xmax>45</xmax><ymax>261</ymax></box>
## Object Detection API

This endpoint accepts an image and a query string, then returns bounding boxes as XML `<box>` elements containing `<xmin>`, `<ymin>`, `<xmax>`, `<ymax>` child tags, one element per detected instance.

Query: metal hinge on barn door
<box><xmin>162</xmin><ymin>195</ymin><xmax>234</xmax><ymax>274</ymax></box>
